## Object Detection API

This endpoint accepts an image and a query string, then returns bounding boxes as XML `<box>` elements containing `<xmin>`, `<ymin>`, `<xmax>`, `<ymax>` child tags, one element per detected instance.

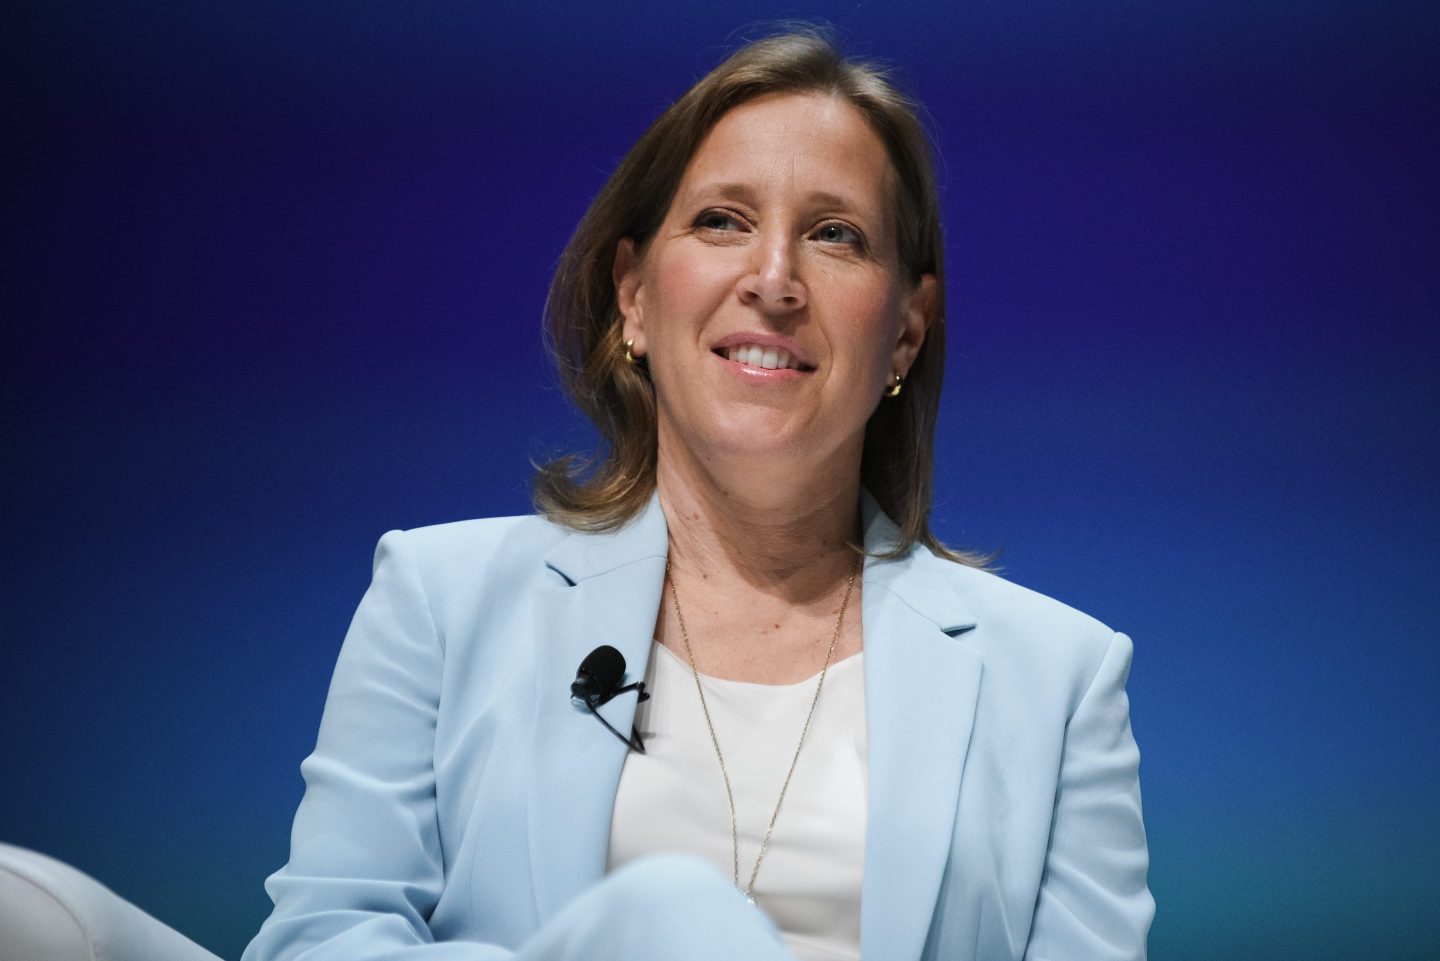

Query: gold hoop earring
<box><xmin>885</xmin><ymin>371</ymin><xmax>904</xmax><ymax>398</ymax></box>
<box><xmin>623</xmin><ymin>339</ymin><xmax>637</xmax><ymax>365</ymax></box>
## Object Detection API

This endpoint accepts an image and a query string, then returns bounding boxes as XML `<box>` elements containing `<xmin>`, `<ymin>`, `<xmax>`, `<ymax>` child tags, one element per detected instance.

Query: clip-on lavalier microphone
<box><xmin>571</xmin><ymin>644</ymin><xmax>649</xmax><ymax>753</ymax></box>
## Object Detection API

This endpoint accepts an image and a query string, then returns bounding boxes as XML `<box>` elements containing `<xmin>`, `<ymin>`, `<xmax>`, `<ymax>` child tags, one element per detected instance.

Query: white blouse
<box><xmin>606</xmin><ymin>641</ymin><xmax>868</xmax><ymax>961</ymax></box>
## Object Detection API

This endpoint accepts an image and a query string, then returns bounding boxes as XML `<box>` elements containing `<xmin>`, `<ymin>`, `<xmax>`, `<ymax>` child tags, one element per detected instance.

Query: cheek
<box><xmin>644</xmin><ymin>249</ymin><xmax>732</xmax><ymax>324</ymax></box>
<box><xmin>837</xmin><ymin>288</ymin><xmax>904</xmax><ymax>371</ymax></box>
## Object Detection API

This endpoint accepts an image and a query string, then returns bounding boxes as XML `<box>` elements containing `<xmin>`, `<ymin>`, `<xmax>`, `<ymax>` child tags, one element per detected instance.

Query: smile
<box><xmin>714</xmin><ymin>344</ymin><xmax>814</xmax><ymax>372</ymax></box>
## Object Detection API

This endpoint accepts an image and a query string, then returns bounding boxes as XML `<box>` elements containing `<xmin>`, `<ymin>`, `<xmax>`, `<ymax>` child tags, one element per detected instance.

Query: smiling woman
<box><xmin>613</xmin><ymin>92</ymin><xmax>932</xmax><ymax>550</ymax></box>
<box><xmin>535</xmin><ymin>33</ymin><xmax>958</xmax><ymax>563</ymax></box>
<box><xmin>239</xmin><ymin>28</ymin><xmax>1154</xmax><ymax>961</ymax></box>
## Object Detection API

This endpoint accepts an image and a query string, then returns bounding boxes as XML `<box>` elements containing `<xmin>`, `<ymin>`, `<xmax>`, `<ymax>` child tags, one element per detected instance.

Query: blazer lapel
<box><xmin>526</xmin><ymin>494</ymin><xmax>669</xmax><ymax>921</ymax></box>
<box><xmin>859</xmin><ymin>495</ymin><xmax>983</xmax><ymax>961</ymax></box>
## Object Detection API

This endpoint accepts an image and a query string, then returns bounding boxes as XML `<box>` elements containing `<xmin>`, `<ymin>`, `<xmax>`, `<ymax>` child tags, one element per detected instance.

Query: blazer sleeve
<box><xmin>1023</xmin><ymin>631</ymin><xmax>1155</xmax><ymax>961</ymax></box>
<box><xmin>243</xmin><ymin>530</ymin><xmax>512</xmax><ymax>961</ymax></box>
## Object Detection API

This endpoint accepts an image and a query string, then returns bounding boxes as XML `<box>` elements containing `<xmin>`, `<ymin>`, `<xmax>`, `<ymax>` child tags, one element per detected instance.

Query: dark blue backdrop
<box><xmin>5</xmin><ymin>2</ymin><xmax>1437</xmax><ymax>959</ymax></box>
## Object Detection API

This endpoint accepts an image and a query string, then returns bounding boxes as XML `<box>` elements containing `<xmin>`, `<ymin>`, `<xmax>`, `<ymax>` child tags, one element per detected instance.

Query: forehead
<box><xmin>677</xmin><ymin>93</ymin><xmax>894</xmax><ymax>215</ymax></box>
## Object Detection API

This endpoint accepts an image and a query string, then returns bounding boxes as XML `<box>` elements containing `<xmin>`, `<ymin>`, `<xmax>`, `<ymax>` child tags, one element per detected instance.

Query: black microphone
<box><xmin>571</xmin><ymin>645</ymin><xmax>627</xmax><ymax>706</ymax></box>
<box><xmin>571</xmin><ymin>645</ymin><xmax>649</xmax><ymax>753</ymax></box>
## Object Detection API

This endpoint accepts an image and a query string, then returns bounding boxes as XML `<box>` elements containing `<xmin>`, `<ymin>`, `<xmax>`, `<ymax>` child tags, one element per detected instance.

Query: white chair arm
<box><xmin>0</xmin><ymin>843</ymin><xmax>221</xmax><ymax>961</ymax></box>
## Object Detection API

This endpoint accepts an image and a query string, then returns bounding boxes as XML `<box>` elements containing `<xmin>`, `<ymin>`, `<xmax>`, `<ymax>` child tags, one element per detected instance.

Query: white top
<box><xmin>607</xmin><ymin>641</ymin><xmax>868</xmax><ymax>961</ymax></box>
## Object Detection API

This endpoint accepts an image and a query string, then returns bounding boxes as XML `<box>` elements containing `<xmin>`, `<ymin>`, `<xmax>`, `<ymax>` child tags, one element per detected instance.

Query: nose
<box><xmin>736</xmin><ymin>233</ymin><xmax>807</xmax><ymax>315</ymax></box>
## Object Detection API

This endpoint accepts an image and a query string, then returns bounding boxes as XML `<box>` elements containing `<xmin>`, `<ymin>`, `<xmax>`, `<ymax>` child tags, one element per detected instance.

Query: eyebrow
<box><xmin>685</xmin><ymin>182</ymin><xmax>760</xmax><ymax>206</ymax></box>
<box><xmin>806</xmin><ymin>190</ymin><xmax>863</xmax><ymax>211</ymax></box>
<box><xmin>684</xmin><ymin>182</ymin><xmax>874</xmax><ymax>216</ymax></box>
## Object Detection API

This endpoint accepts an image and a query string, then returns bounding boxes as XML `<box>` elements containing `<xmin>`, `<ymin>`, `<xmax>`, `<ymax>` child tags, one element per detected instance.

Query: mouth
<box><xmin>711</xmin><ymin>344</ymin><xmax>815</xmax><ymax>373</ymax></box>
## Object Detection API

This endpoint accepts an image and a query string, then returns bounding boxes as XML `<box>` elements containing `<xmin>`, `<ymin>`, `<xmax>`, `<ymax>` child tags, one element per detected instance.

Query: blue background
<box><xmin>4</xmin><ymin>2</ymin><xmax>1436</xmax><ymax>958</ymax></box>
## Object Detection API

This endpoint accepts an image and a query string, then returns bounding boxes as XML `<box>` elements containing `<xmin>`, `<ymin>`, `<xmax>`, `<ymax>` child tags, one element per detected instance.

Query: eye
<box><xmin>813</xmin><ymin>221</ymin><xmax>863</xmax><ymax>246</ymax></box>
<box><xmin>694</xmin><ymin>209</ymin><xmax>746</xmax><ymax>232</ymax></box>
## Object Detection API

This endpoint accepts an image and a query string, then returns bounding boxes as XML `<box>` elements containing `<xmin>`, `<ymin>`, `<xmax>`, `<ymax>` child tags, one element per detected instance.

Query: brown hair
<box><xmin>534</xmin><ymin>27</ymin><xmax>981</xmax><ymax>564</ymax></box>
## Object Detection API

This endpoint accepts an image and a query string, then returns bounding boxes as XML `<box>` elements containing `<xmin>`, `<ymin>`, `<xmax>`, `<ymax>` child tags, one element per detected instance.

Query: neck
<box><xmin>655</xmin><ymin>431</ymin><xmax>863</xmax><ymax>600</ymax></box>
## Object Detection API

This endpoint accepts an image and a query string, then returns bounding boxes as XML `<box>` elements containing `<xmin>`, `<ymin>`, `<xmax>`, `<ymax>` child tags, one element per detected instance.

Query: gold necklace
<box><xmin>665</xmin><ymin>559</ymin><xmax>860</xmax><ymax>904</ymax></box>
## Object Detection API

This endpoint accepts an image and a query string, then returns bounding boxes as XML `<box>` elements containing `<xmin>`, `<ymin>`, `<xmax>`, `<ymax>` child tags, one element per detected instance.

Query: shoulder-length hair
<box><xmin>534</xmin><ymin>28</ymin><xmax>980</xmax><ymax>564</ymax></box>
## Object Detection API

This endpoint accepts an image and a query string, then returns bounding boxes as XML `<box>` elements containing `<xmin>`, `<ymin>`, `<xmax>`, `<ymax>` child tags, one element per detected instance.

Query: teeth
<box><xmin>725</xmin><ymin>344</ymin><xmax>800</xmax><ymax>370</ymax></box>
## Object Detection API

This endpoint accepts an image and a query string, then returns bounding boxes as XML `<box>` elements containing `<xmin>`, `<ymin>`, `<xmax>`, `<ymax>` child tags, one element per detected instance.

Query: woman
<box><xmin>244</xmin><ymin>31</ymin><xmax>1153</xmax><ymax>961</ymax></box>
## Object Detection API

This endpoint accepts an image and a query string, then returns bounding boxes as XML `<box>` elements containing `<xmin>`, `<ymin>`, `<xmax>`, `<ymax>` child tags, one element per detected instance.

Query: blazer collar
<box><xmin>529</xmin><ymin>489</ymin><xmax>984</xmax><ymax>961</ymax></box>
<box><xmin>856</xmin><ymin>487</ymin><xmax>977</xmax><ymax>635</ymax></box>
<box><xmin>540</xmin><ymin>487</ymin><xmax>979</xmax><ymax>634</ymax></box>
<box><xmin>541</xmin><ymin>491</ymin><xmax>670</xmax><ymax>586</ymax></box>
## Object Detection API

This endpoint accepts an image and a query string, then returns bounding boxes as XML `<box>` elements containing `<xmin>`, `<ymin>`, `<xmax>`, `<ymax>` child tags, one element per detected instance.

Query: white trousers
<box><xmin>0</xmin><ymin>845</ymin><xmax>797</xmax><ymax>961</ymax></box>
<box><xmin>517</xmin><ymin>855</ymin><xmax>798</xmax><ymax>961</ymax></box>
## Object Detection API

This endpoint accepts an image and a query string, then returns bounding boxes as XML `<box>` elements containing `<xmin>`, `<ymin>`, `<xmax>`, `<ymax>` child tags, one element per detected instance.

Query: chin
<box><xmin>716</xmin><ymin>418</ymin><xmax>850</xmax><ymax>469</ymax></box>
<box><xmin>667</xmin><ymin>409</ymin><xmax>808</xmax><ymax>461</ymax></box>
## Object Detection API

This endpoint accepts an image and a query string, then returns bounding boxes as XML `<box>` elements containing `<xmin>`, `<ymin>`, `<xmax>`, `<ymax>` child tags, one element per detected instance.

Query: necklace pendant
<box><xmin>744</xmin><ymin>892</ymin><xmax>757</xmax><ymax>906</ymax></box>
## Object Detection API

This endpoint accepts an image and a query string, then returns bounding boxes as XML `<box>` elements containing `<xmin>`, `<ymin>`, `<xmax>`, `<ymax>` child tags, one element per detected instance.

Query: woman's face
<box><xmin>615</xmin><ymin>92</ymin><xmax>934</xmax><ymax>481</ymax></box>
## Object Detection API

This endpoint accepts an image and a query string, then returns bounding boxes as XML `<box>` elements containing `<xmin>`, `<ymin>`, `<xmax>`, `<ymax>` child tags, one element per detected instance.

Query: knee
<box><xmin>536</xmin><ymin>855</ymin><xmax>786</xmax><ymax>960</ymax></box>
<box><xmin>602</xmin><ymin>853</ymin><xmax>740</xmax><ymax>914</ymax></box>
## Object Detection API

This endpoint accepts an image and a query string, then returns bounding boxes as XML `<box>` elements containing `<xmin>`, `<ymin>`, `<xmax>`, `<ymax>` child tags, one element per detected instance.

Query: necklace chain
<box><xmin>665</xmin><ymin>559</ymin><xmax>860</xmax><ymax>903</ymax></box>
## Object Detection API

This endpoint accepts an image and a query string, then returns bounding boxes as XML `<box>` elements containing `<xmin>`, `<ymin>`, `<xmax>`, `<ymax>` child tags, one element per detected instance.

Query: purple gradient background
<box><xmin>4</xmin><ymin>2</ymin><xmax>1437</xmax><ymax>959</ymax></box>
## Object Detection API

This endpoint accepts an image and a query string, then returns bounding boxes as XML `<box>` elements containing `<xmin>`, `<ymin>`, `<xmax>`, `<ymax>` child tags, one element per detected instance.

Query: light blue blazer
<box><xmin>245</xmin><ymin>492</ymin><xmax>1153</xmax><ymax>961</ymax></box>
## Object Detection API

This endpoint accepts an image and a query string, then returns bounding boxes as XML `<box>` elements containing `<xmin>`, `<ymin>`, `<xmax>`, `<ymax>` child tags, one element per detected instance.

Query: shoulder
<box><xmin>368</xmin><ymin>511</ymin><xmax>571</xmax><ymax>612</ymax></box>
<box><xmin>387</xmin><ymin>511</ymin><xmax>568</xmax><ymax>566</ymax></box>
<box><xmin>910</xmin><ymin>551</ymin><xmax>1128</xmax><ymax>715</ymax></box>
<box><xmin>861</xmin><ymin>492</ymin><xmax>1123</xmax><ymax>703</ymax></box>
<box><xmin>950</xmin><ymin>561</ymin><xmax>1113</xmax><ymax>643</ymax></box>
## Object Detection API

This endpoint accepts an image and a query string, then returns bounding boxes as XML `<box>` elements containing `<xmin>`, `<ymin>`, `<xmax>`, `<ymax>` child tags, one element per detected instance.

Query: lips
<box><xmin>709</xmin><ymin>333</ymin><xmax>817</xmax><ymax>374</ymax></box>
<box><xmin>718</xmin><ymin>344</ymin><xmax>810</xmax><ymax>371</ymax></box>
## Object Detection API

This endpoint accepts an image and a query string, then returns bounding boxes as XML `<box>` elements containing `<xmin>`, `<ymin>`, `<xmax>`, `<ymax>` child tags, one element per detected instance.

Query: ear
<box><xmin>890</xmin><ymin>272</ymin><xmax>935</xmax><ymax>376</ymax></box>
<box><xmin>613</xmin><ymin>237</ymin><xmax>647</xmax><ymax>356</ymax></box>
